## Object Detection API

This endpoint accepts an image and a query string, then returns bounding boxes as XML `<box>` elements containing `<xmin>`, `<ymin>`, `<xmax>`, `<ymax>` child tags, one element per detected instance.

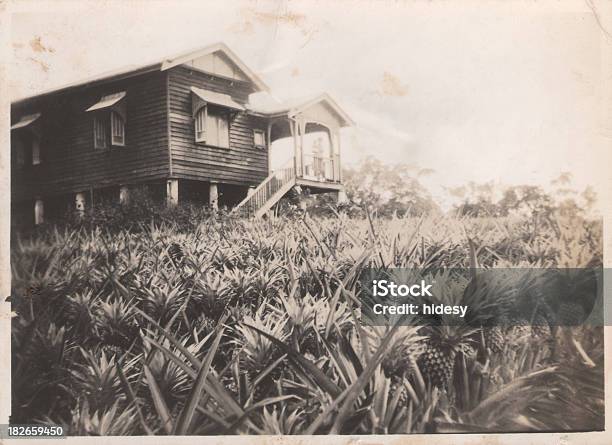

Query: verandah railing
<box><xmin>301</xmin><ymin>154</ymin><xmax>341</xmax><ymax>183</ymax></box>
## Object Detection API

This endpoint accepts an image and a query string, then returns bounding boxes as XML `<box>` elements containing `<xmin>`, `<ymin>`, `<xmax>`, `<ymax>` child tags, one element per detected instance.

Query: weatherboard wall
<box><xmin>167</xmin><ymin>65</ymin><xmax>269</xmax><ymax>186</ymax></box>
<box><xmin>11</xmin><ymin>70</ymin><xmax>170</xmax><ymax>202</ymax></box>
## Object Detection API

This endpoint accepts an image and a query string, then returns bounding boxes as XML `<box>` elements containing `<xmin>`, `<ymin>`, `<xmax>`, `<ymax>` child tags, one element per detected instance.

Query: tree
<box><xmin>341</xmin><ymin>157</ymin><xmax>439</xmax><ymax>217</ymax></box>
<box><xmin>453</xmin><ymin>177</ymin><xmax>598</xmax><ymax>220</ymax></box>
<box><xmin>303</xmin><ymin>157</ymin><xmax>439</xmax><ymax>218</ymax></box>
<box><xmin>452</xmin><ymin>181</ymin><xmax>501</xmax><ymax>217</ymax></box>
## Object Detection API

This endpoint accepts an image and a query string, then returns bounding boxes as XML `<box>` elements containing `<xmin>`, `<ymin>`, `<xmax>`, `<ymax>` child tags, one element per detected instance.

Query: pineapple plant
<box><xmin>506</xmin><ymin>314</ymin><xmax>531</xmax><ymax>343</ymax></box>
<box><xmin>273</xmin><ymin>291</ymin><xmax>323</xmax><ymax>353</ymax></box>
<box><xmin>257</xmin><ymin>405</ymin><xmax>305</xmax><ymax>435</ymax></box>
<box><xmin>482</xmin><ymin>326</ymin><xmax>504</xmax><ymax>353</ymax></box>
<box><xmin>25</xmin><ymin>282</ymin><xmax>45</xmax><ymax>300</ymax></box>
<box><xmin>18</xmin><ymin>276</ymin><xmax>66</xmax><ymax>322</ymax></box>
<box><xmin>300</xmin><ymin>328</ymin><xmax>320</xmax><ymax>357</ymax></box>
<box><xmin>9</xmin><ymin>207</ymin><xmax>605</xmax><ymax>434</ymax></box>
<box><xmin>194</xmin><ymin>313</ymin><xmax>217</xmax><ymax>337</ymax></box>
<box><xmin>12</xmin><ymin>321</ymin><xmax>75</xmax><ymax>423</ymax></box>
<box><xmin>167</xmin><ymin>241</ymin><xmax>185</xmax><ymax>266</ymax></box>
<box><xmin>223</xmin><ymin>266</ymin><xmax>258</xmax><ymax>307</ymax></box>
<box><xmin>135</xmin><ymin>276</ymin><xmax>185</xmax><ymax>326</ymax></box>
<box><xmin>70</xmin><ymin>348</ymin><xmax>136</xmax><ymax>411</ymax></box>
<box><xmin>417</xmin><ymin>325</ymin><xmax>475</xmax><ymax>390</ymax></box>
<box><xmin>193</xmin><ymin>270</ymin><xmax>231</xmax><ymax>319</ymax></box>
<box><xmin>386</xmin><ymin>353</ymin><xmax>424</xmax><ymax>412</ymax></box>
<box><xmin>64</xmin><ymin>399</ymin><xmax>139</xmax><ymax>436</ymax></box>
<box><xmin>557</xmin><ymin>301</ymin><xmax>586</xmax><ymax>327</ymax></box>
<box><xmin>532</xmin><ymin>312</ymin><xmax>552</xmax><ymax>338</ymax></box>
<box><xmin>140</xmin><ymin>335</ymin><xmax>201</xmax><ymax>409</ymax></box>
<box><xmin>63</xmin><ymin>290</ymin><xmax>98</xmax><ymax>325</ymax></box>
<box><xmin>95</xmin><ymin>298</ymin><xmax>140</xmax><ymax>351</ymax></box>
<box><xmin>233</xmin><ymin>306</ymin><xmax>288</xmax><ymax>401</ymax></box>
<box><xmin>370</xmin><ymin>326</ymin><xmax>423</xmax><ymax>380</ymax></box>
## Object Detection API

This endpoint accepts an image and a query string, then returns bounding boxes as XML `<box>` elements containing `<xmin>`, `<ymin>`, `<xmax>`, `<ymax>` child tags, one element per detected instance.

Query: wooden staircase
<box><xmin>233</xmin><ymin>159</ymin><xmax>297</xmax><ymax>218</ymax></box>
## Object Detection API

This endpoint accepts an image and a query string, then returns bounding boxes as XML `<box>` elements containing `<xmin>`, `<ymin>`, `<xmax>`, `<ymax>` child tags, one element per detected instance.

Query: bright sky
<box><xmin>8</xmin><ymin>0</ymin><xmax>612</xmax><ymax>209</ymax></box>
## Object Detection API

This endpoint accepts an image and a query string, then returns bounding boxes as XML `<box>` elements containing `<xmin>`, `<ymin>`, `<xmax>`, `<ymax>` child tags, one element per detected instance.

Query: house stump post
<box><xmin>119</xmin><ymin>186</ymin><xmax>130</xmax><ymax>205</ymax></box>
<box><xmin>166</xmin><ymin>179</ymin><xmax>178</xmax><ymax>207</ymax></box>
<box><xmin>34</xmin><ymin>199</ymin><xmax>44</xmax><ymax>225</ymax></box>
<box><xmin>209</xmin><ymin>182</ymin><xmax>219</xmax><ymax>211</ymax></box>
<box><xmin>75</xmin><ymin>192</ymin><xmax>86</xmax><ymax>216</ymax></box>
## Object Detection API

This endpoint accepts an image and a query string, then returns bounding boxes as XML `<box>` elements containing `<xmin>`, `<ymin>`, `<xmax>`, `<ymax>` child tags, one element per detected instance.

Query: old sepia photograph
<box><xmin>2</xmin><ymin>0</ymin><xmax>610</xmax><ymax>440</ymax></box>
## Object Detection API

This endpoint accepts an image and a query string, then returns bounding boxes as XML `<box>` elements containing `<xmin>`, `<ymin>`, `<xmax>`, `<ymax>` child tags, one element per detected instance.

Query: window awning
<box><xmin>11</xmin><ymin>112</ymin><xmax>41</xmax><ymax>130</ymax></box>
<box><xmin>191</xmin><ymin>87</ymin><xmax>245</xmax><ymax>113</ymax></box>
<box><xmin>86</xmin><ymin>91</ymin><xmax>126</xmax><ymax>112</ymax></box>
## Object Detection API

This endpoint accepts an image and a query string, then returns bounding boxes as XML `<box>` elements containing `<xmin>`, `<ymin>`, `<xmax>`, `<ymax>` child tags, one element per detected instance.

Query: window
<box><xmin>191</xmin><ymin>87</ymin><xmax>243</xmax><ymax>148</ymax></box>
<box><xmin>93</xmin><ymin>111</ymin><xmax>125</xmax><ymax>149</ymax></box>
<box><xmin>253</xmin><ymin>129</ymin><xmax>266</xmax><ymax>148</ymax></box>
<box><xmin>14</xmin><ymin>135</ymin><xmax>25</xmax><ymax>168</ymax></box>
<box><xmin>195</xmin><ymin>107</ymin><xmax>207</xmax><ymax>142</ymax></box>
<box><xmin>87</xmin><ymin>92</ymin><xmax>126</xmax><ymax>149</ymax></box>
<box><xmin>94</xmin><ymin>116</ymin><xmax>109</xmax><ymax>149</ymax></box>
<box><xmin>13</xmin><ymin>133</ymin><xmax>41</xmax><ymax>166</ymax></box>
<box><xmin>194</xmin><ymin>107</ymin><xmax>230</xmax><ymax>148</ymax></box>
<box><xmin>11</xmin><ymin>113</ymin><xmax>42</xmax><ymax>167</ymax></box>
<box><xmin>32</xmin><ymin>137</ymin><xmax>41</xmax><ymax>165</ymax></box>
<box><xmin>111</xmin><ymin>111</ymin><xmax>125</xmax><ymax>146</ymax></box>
<box><xmin>208</xmin><ymin>112</ymin><xmax>229</xmax><ymax>148</ymax></box>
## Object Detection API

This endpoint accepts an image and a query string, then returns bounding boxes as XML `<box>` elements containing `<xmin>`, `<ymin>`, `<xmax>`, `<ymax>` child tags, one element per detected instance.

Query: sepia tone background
<box><xmin>1</xmin><ymin>0</ymin><xmax>612</xmax><ymax>443</ymax></box>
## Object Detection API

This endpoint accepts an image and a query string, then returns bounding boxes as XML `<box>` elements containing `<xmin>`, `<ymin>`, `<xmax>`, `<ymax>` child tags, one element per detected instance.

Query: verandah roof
<box><xmin>247</xmin><ymin>93</ymin><xmax>354</xmax><ymax>128</ymax></box>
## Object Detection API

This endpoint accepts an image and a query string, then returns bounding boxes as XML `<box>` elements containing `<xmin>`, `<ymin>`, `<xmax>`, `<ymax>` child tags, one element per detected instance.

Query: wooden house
<box><xmin>10</xmin><ymin>42</ymin><xmax>352</xmax><ymax>226</ymax></box>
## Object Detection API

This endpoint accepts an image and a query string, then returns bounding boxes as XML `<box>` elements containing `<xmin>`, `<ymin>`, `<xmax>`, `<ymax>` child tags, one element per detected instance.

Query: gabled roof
<box><xmin>248</xmin><ymin>93</ymin><xmax>354</xmax><ymax>127</ymax></box>
<box><xmin>12</xmin><ymin>42</ymin><xmax>269</xmax><ymax>105</ymax></box>
<box><xmin>161</xmin><ymin>42</ymin><xmax>268</xmax><ymax>92</ymax></box>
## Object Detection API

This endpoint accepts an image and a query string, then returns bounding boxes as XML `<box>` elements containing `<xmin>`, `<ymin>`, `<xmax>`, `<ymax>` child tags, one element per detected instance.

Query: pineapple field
<box><xmin>10</xmin><ymin>212</ymin><xmax>604</xmax><ymax>435</ymax></box>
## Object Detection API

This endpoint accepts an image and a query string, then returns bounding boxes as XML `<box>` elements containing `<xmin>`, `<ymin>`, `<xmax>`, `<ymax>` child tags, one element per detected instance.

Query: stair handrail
<box><xmin>233</xmin><ymin>157</ymin><xmax>296</xmax><ymax>216</ymax></box>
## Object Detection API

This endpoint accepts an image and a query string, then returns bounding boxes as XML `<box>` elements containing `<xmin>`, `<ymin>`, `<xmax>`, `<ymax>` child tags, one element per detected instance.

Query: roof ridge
<box><xmin>12</xmin><ymin>42</ymin><xmax>267</xmax><ymax>104</ymax></box>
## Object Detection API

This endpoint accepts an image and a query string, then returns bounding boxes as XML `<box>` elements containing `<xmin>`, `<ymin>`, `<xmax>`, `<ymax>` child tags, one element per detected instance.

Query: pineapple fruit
<box><xmin>483</xmin><ymin>326</ymin><xmax>504</xmax><ymax>353</ymax></box>
<box><xmin>168</xmin><ymin>241</ymin><xmax>185</xmax><ymax>266</ymax></box>
<box><xmin>506</xmin><ymin>315</ymin><xmax>531</xmax><ymax>341</ymax></box>
<box><xmin>419</xmin><ymin>341</ymin><xmax>455</xmax><ymax>389</ymax></box>
<box><xmin>388</xmin><ymin>375</ymin><xmax>409</xmax><ymax>408</ymax></box>
<box><xmin>417</xmin><ymin>325</ymin><xmax>473</xmax><ymax>390</ymax></box>
<box><xmin>299</xmin><ymin>328</ymin><xmax>319</xmax><ymax>357</ymax></box>
<box><xmin>532</xmin><ymin>312</ymin><xmax>552</xmax><ymax>338</ymax></box>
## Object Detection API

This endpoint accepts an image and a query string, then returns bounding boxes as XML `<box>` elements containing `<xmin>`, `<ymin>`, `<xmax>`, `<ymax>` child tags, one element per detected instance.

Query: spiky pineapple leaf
<box><xmin>138</xmin><ymin>309</ymin><xmax>245</xmax><ymax>418</ymax></box>
<box><xmin>143</xmin><ymin>363</ymin><xmax>173</xmax><ymax>434</ymax></box>
<box><xmin>116</xmin><ymin>359</ymin><xmax>153</xmax><ymax>435</ymax></box>
<box><xmin>241</xmin><ymin>322</ymin><xmax>342</xmax><ymax>398</ymax></box>
<box><xmin>329</xmin><ymin>321</ymin><xmax>404</xmax><ymax>433</ymax></box>
<box><xmin>174</xmin><ymin>316</ymin><xmax>226</xmax><ymax>434</ymax></box>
